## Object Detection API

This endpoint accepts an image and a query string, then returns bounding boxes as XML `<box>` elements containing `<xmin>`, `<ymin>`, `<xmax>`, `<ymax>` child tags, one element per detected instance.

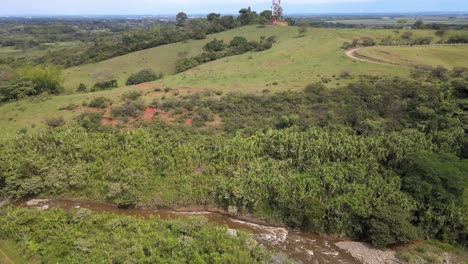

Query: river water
<box><xmin>20</xmin><ymin>199</ymin><xmax>360</xmax><ymax>264</ymax></box>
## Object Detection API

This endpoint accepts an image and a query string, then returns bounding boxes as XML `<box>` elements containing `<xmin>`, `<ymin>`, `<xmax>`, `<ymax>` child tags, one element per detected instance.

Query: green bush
<box><xmin>126</xmin><ymin>69</ymin><xmax>163</xmax><ymax>86</ymax></box>
<box><xmin>46</xmin><ymin>117</ymin><xmax>65</xmax><ymax>127</ymax></box>
<box><xmin>91</xmin><ymin>80</ymin><xmax>117</xmax><ymax>91</ymax></box>
<box><xmin>89</xmin><ymin>97</ymin><xmax>110</xmax><ymax>109</ymax></box>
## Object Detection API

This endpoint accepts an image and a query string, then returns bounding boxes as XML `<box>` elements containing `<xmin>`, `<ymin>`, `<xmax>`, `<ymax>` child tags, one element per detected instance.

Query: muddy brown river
<box><xmin>19</xmin><ymin>199</ymin><xmax>360</xmax><ymax>264</ymax></box>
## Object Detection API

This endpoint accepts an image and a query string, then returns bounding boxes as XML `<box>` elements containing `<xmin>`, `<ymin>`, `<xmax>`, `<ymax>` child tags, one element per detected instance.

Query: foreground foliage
<box><xmin>0</xmin><ymin>206</ymin><xmax>270</xmax><ymax>263</ymax></box>
<box><xmin>0</xmin><ymin>123</ymin><xmax>466</xmax><ymax>247</ymax></box>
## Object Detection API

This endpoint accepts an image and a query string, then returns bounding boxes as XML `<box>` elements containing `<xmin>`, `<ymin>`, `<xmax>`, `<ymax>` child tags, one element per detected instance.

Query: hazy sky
<box><xmin>1</xmin><ymin>0</ymin><xmax>467</xmax><ymax>15</ymax></box>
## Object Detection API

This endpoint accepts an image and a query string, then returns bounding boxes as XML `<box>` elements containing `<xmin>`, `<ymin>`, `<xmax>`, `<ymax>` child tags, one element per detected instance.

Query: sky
<box><xmin>1</xmin><ymin>0</ymin><xmax>467</xmax><ymax>15</ymax></box>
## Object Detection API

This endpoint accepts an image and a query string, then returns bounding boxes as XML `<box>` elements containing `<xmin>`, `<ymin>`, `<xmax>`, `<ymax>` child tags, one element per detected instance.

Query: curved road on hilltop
<box><xmin>345</xmin><ymin>47</ymin><xmax>398</xmax><ymax>66</ymax></box>
<box><xmin>345</xmin><ymin>44</ymin><xmax>468</xmax><ymax>67</ymax></box>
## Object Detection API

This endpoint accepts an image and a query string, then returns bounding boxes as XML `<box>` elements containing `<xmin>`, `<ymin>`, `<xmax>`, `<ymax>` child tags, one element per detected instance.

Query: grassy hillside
<box><xmin>63</xmin><ymin>26</ymin><xmax>448</xmax><ymax>93</ymax></box>
<box><xmin>0</xmin><ymin>26</ymin><xmax>462</xmax><ymax>138</ymax></box>
<box><xmin>161</xmin><ymin>26</ymin><xmax>449</xmax><ymax>93</ymax></box>
<box><xmin>62</xmin><ymin>27</ymin><xmax>277</xmax><ymax>92</ymax></box>
<box><xmin>356</xmin><ymin>45</ymin><xmax>468</xmax><ymax>68</ymax></box>
<box><xmin>0</xmin><ymin>241</ymin><xmax>29</xmax><ymax>264</ymax></box>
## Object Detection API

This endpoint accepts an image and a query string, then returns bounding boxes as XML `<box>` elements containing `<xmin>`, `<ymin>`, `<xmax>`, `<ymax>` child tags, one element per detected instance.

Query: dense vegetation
<box><xmin>0</xmin><ymin>13</ymin><xmax>467</xmax><ymax>261</ymax></box>
<box><xmin>176</xmin><ymin>36</ymin><xmax>276</xmax><ymax>73</ymax></box>
<box><xmin>0</xmin><ymin>206</ymin><xmax>271</xmax><ymax>263</ymax></box>
<box><xmin>1</xmin><ymin>77</ymin><xmax>467</xmax><ymax>248</ymax></box>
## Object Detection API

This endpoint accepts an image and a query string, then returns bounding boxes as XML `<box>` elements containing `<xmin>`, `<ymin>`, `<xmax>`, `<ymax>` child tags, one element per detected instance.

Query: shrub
<box><xmin>112</xmin><ymin>100</ymin><xmax>146</xmax><ymax>117</ymax></box>
<box><xmin>360</xmin><ymin>37</ymin><xmax>376</xmax><ymax>46</ymax></box>
<box><xmin>447</xmin><ymin>35</ymin><xmax>468</xmax><ymax>44</ymax></box>
<box><xmin>126</xmin><ymin>69</ymin><xmax>163</xmax><ymax>86</ymax></box>
<box><xmin>46</xmin><ymin>117</ymin><xmax>65</xmax><ymax>127</ymax></box>
<box><xmin>89</xmin><ymin>97</ymin><xmax>110</xmax><ymax>109</ymax></box>
<box><xmin>341</xmin><ymin>69</ymin><xmax>351</xmax><ymax>78</ymax></box>
<box><xmin>76</xmin><ymin>112</ymin><xmax>104</xmax><ymax>131</ymax></box>
<box><xmin>431</xmin><ymin>65</ymin><xmax>448</xmax><ymax>80</ymax></box>
<box><xmin>76</xmin><ymin>83</ymin><xmax>87</xmax><ymax>93</ymax></box>
<box><xmin>203</xmin><ymin>38</ymin><xmax>226</xmax><ymax>52</ymax></box>
<box><xmin>121</xmin><ymin>91</ymin><xmax>142</xmax><ymax>101</ymax></box>
<box><xmin>401</xmin><ymin>31</ymin><xmax>413</xmax><ymax>40</ymax></box>
<box><xmin>91</xmin><ymin>80</ymin><xmax>117</xmax><ymax>91</ymax></box>
<box><xmin>412</xmin><ymin>37</ymin><xmax>433</xmax><ymax>45</ymax></box>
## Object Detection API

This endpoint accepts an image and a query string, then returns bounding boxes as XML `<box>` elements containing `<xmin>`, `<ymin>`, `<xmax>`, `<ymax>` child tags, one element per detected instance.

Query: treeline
<box><xmin>39</xmin><ymin>8</ymin><xmax>275</xmax><ymax>68</ymax></box>
<box><xmin>0</xmin><ymin>206</ymin><xmax>271</xmax><ymax>263</ymax></box>
<box><xmin>342</xmin><ymin>31</ymin><xmax>468</xmax><ymax>49</ymax></box>
<box><xmin>176</xmin><ymin>35</ymin><xmax>277</xmax><ymax>73</ymax></box>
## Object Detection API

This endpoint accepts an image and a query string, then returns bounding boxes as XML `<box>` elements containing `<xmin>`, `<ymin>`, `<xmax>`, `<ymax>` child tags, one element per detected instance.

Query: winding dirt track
<box><xmin>345</xmin><ymin>44</ymin><xmax>468</xmax><ymax>67</ymax></box>
<box><xmin>345</xmin><ymin>47</ymin><xmax>399</xmax><ymax>67</ymax></box>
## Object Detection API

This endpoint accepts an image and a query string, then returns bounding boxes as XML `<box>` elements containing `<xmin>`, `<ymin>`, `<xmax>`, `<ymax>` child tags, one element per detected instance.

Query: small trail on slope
<box><xmin>345</xmin><ymin>47</ymin><xmax>400</xmax><ymax>67</ymax></box>
<box><xmin>345</xmin><ymin>44</ymin><xmax>468</xmax><ymax>67</ymax></box>
<box><xmin>0</xmin><ymin>247</ymin><xmax>15</xmax><ymax>264</ymax></box>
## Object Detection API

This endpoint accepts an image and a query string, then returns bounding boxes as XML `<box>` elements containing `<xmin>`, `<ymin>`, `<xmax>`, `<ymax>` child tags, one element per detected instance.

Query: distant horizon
<box><xmin>1</xmin><ymin>0</ymin><xmax>468</xmax><ymax>16</ymax></box>
<box><xmin>1</xmin><ymin>11</ymin><xmax>467</xmax><ymax>18</ymax></box>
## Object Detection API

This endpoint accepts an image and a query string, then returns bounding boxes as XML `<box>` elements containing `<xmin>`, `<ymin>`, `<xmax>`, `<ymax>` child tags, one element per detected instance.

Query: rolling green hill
<box><xmin>0</xmin><ymin>25</ymin><xmax>462</xmax><ymax>138</ymax></box>
<box><xmin>355</xmin><ymin>45</ymin><xmax>468</xmax><ymax>68</ymax></box>
<box><xmin>63</xmin><ymin>26</ymin><xmax>450</xmax><ymax>93</ymax></box>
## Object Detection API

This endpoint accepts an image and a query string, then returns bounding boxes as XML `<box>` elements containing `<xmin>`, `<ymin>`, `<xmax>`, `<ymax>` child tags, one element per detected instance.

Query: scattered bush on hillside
<box><xmin>126</xmin><ymin>69</ymin><xmax>163</xmax><ymax>86</ymax></box>
<box><xmin>76</xmin><ymin>112</ymin><xmax>105</xmax><ymax>132</ymax></box>
<box><xmin>121</xmin><ymin>91</ymin><xmax>142</xmax><ymax>101</ymax></box>
<box><xmin>431</xmin><ymin>65</ymin><xmax>449</xmax><ymax>80</ymax></box>
<box><xmin>112</xmin><ymin>100</ymin><xmax>145</xmax><ymax>117</ymax></box>
<box><xmin>452</xmin><ymin>67</ymin><xmax>468</xmax><ymax>78</ymax></box>
<box><xmin>76</xmin><ymin>83</ymin><xmax>87</xmax><ymax>93</ymax></box>
<box><xmin>89</xmin><ymin>97</ymin><xmax>110</xmax><ymax>109</ymax></box>
<box><xmin>446</xmin><ymin>35</ymin><xmax>468</xmax><ymax>44</ymax></box>
<box><xmin>91</xmin><ymin>80</ymin><xmax>118</xmax><ymax>92</ymax></box>
<box><xmin>412</xmin><ymin>37</ymin><xmax>433</xmax><ymax>45</ymax></box>
<box><xmin>46</xmin><ymin>117</ymin><xmax>65</xmax><ymax>127</ymax></box>
<box><xmin>402</xmin><ymin>31</ymin><xmax>413</xmax><ymax>40</ymax></box>
<box><xmin>203</xmin><ymin>38</ymin><xmax>226</xmax><ymax>52</ymax></box>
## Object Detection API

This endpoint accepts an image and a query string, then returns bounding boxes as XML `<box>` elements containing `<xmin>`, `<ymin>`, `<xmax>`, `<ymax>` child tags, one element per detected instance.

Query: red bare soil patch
<box><xmin>102</xmin><ymin>117</ymin><xmax>118</xmax><ymax>126</ymax></box>
<box><xmin>184</xmin><ymin>117</ymin><xmax>193</xmax><ymax>125</ymax></box>
<box><xmin>137</xmin><ymin>82</ymin><xmax>154</xmax><ymax>88</ymax></box>
<box><xmin>154</xmin><ymin>109</ymin><xmax>175</xmax><ymax>122</ymax></box>
<box><xmin>143</xmin><ymin>107</ymin><xmax>158</xmax><ymax>121</ymax></box>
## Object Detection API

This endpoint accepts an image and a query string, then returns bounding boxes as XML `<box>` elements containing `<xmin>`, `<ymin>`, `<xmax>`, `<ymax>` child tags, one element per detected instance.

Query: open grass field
<box><xmin>0</xmin><ymin>41</ymin><xmax>82</xmax><ymax>59</ymax></box>
<box><xmin>0</xmin><ymin>25</ymin><xmax>464</xmax><ymax>138</ymax></box>
<box><xmin>161</xmin><ymin>26</ymin><xmax>448</xmax><ymax>92</ymax></box>
<box><xmin>63</xmin><ymin>26</ymin><xmax>449</xmax><ymax>93</ymax></box>
<box><xmin>0</xmin><ymin>241</ymin><xmax>29</xmax><ymax>264</ymax></box>
<box><xmin>326</xmin><ymin>17</ymin><xmax>468</xmax><ymax>25</ymax></box>
<box><xmin>356</xmin><ymin>45</ymin><xmax>468</xmax><ymax>68</ymax></box>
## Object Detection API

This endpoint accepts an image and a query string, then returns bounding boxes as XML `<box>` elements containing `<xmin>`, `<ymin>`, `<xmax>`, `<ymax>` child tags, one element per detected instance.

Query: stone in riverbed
<box><xmin>26</xmin><ymin>199</ymin><xmax>49</xmax><ymax>206</ymax></box>
<box><xmin>227</xmin><ymin>229</ymin><xmax>238</xmax><ymax>237</ymax></box>
<box><xmin>227</xmin><ymin>205</ymin><xmax>238</xmax><ymax>214</ymax></box>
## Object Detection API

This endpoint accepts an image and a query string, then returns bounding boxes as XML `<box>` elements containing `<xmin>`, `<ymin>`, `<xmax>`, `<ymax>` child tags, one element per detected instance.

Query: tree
<box><xmin>176</xmin><ymin>12</ymin><xmax>188</xmax><ymax>27</ymax></box>
<box><xmin>412</xmin><ymin>20</ymin><xmax>424</xmax><ymax>29</ymax></box>
<box><xmin>220</xmin><ymin>16</ymin><xmax>236</xmax><ymax>29</ymax></box>
<box><xmin>298</xmin><ymin>25</ymin><xmax>308</xmax><ymax>36</ymax></box>
<box><xmin>207</xmin><ymin>13</ymin><xmax>220</xmax><ymax>22</ymax></box>
<box><xmin>17</xmin><ymin>65</ymin><xmax>64</xmax><ymax>95</ymax></box>
<box><xmin>238</xmin><ymin>7</ymin><xmax>257</xmax><ymax>26</ymax></box>
<box><xmin>259</xmin><ymin>10</ymin><xmax>272</xmax><ymax>21</ymax></box>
